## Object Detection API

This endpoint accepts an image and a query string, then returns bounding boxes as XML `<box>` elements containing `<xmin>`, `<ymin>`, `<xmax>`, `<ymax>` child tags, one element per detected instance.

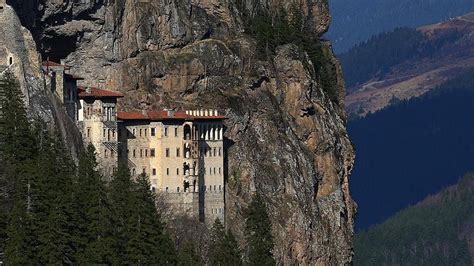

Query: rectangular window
<box><xmin>164</xmin><ymin>127</ymin><xmax>168</xmax><ymax>137</ymax></box>
<box><xmin>151</xmin><ymin>128</ymin><xmax>156</xmax><ymax>136</ymax></box>
<box><xmin>104</xmin><ymin>149</ymin><xmax>108</xmax><ymax>158</ymax></box>
<box><xmin>219</xmin><ymin>167</ymin><xmax>221</xmax><ymax>174</ymax></box>
<box><xmin>145</xmin><ymin>149</ymin><xmax>148</xmax><ymax>157</ymax></box>
<box><xmin>150</xmin><ymin>149</ymin><xmax>155</xmax><ymax>157</ymax></box>
<box><xmin>139</xmin><ymin>129</ymin><xmax>142</xmax><ymax>137</ymax></box>
<box><xmin>140</xmin><ymin>149</ymin><xmax>143</xmax><ymax>158</ymax></box>
<box><xmin>166</xmin><ymin>148</ymin><xmax>170</xmax><ymax>157</ymax></box>
<box><xmin>87</xmin><ymin>128</ymin><xmax>91</xmax><ymax>138</ymax></box>
<box><xmin>176</xmin><ymin>168</ymin><xmax>179</xmax><ymax>175</ymax></box>
<box><xmin>152</xmin><ymin>168</ymin><xmax>156</xmax><ymax>175</ymax></box>
<box><xmin>176</xmin><ymin>148</ymin><xmax>180</xmax><ymax>157</ymax></box>
<box><xmin>142</xmin><ymin>167</ymin><xmax>146</xmax><ymax>174</ymax></box>
<box><xmin>177</xmin><ymin>187</ymin><xmax>180</xmax><ymax>192</ymax></box>
<box><xmin>132</xmin><ymin>168</ymin><xmax>136</xmax><ymax>175</ymax></box>
<box><xmin>166</xmin><ymin>168</ymin><xmax>169</xmax><ymax>175</ymax></box>
<box><xmin>103</xmin><ymin>129</ymin><xmax>106</xmax><ymax>138</ymax></box>
<box><xmin>213</xmin><ymin>148</ymin><xmax>216</xmax><ymax>157</ymax></box>
<box><xmin>144</xmin><ymin>128</ymin><xmax>147</xmax><ymax>137</ymax></box>
<box><xmin>132</xmin><ymin>129</ymin><xmax>136</xmax><ymax>135</ymax></box>
<box><xmin>133</xmin><ymin>149</ymin><xmax>136</xmax><ymax>158</ymax></box>
<box><xmin>219</xmin><ymin>148</ymin><xmax>222</xmax><ymax>157</ymax></box>
<box><xmin>174</xmin><ymin>127</ymin><xmax>178</xmax><ymax>137</ymax></box>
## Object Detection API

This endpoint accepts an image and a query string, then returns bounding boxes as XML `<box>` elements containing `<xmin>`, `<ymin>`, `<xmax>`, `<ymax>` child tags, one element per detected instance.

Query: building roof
<box><xmin>117</xmin><ymin>110</ymin><xmax>226</xmax><ymax>121</ymax></box>
<box><xmin>42</xmin><ymin>60</ymin><xmax>71</xmax><ymax>70</ymax></box>
<box><xmin>77</xmin><ymin>86</ymin><xmax>124</xmax><ymax>99</ymax></box>
<box><xmin>65</xmin><ymin>73</ymin><xmax>84</xmax><ymax>80</ymax></box>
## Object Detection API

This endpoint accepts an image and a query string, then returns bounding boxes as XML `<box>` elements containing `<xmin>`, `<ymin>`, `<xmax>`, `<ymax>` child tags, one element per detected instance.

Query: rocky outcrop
<box><xmin>0</xmin><ymin>3</ymin><xmax>82</xmax><ymax>161</ymax></box>
<box><xmin>9</xmin><ymin>0</ymin><xmax>355</xmax><ymax>264</ymax></box>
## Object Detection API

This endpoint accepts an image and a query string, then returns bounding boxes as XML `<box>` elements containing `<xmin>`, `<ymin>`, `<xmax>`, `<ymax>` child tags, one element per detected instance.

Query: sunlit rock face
<box><xmin>0</xmin><ymin>3</ymin><xmax>82</xmax><ymax>160</ymax></box>
<box><xmin>9</xmin><ymin>0</ymin><xmax>355</xmax><ymax>264</ymax></box>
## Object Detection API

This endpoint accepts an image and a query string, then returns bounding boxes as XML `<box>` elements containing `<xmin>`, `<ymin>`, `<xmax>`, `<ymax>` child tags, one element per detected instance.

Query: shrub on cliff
<box><xmin>245</xmin><ymin>193</ymin><xmax>275</xmax><ymax>265</ymax></box>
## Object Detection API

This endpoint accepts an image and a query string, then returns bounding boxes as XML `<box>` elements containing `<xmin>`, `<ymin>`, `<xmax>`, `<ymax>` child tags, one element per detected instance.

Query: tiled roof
<box><xmin>42</xmin><ymin>60</ymin><xmax>70</xmax><ymax>70</ymax></box>
<box><xmin>117</xmin><ymin>110</ymin><xmax>226</xmax><ymax>121</ymax></box>
<box><xmin>77</xmin><ymin>86</ymin><xmax>124</xmax><ymax>99</ymax></box>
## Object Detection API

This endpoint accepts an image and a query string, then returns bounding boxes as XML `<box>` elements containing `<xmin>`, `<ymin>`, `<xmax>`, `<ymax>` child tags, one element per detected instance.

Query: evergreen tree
<box><xmin>177</xmin><ymin>240</ymin><xmax>201</xmax><ymax>266</ymax></box>
<box><xmin>33</xmin><ymin>131</ymin><xmax>75</xmax><ymax>264</ymax></box>
<box><xmin>245</xmin><ymin>193</ymin><xmax>275</xmax><ymax>266</ymax></box>
<box><xmin>1</xmin><ymin>72</ymin><xmax>37</xmax><ymax>263</ymax></box>
<box><xmin>73</xmin><ymin>144</ymin><xmax>116</xmax><ymax>264</ymax></box>
<box><xmin>208</xmin><ymin>219</ymin><xmax>242</xmax><ymax>266</ymax></box>
<box><xmin>109</xmin><ymin>163</ymin><xmax>135</xmax><ymax>263</ymax></box>
<box><xmin>127</xmin><ymin>173</ymin><xmax>177</xmax><ymax>264</ymax></box>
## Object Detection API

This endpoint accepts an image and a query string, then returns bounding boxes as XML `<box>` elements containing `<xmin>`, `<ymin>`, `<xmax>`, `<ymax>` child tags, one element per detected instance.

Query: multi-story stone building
<box><xmin>77</xmin><ymin>85</ymin><xmax>124</xmax><ymax>177</ymax></box>
<box><xmin>117</xmin><ymin>110</ymin><xmax>226</xmax><ymax>223</ymax></box>
<box><xmin>41</xmin><ymin>59</ymin><xmax>226</xmax><ymax>224</ymax></box>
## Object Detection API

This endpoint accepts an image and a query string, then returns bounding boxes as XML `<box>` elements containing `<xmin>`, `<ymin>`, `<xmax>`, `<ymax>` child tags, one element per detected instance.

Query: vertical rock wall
<box><xmin>9</xmin><ymin>0</ymin><xmax>356</xmax><ymax>264</ymax></box>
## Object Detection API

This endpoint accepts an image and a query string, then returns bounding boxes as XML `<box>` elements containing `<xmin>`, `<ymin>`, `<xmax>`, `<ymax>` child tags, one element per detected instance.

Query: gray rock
<box><xmin>9</xmin><ymin>0</ymin><xmax>355</xmax><ymax>264</ymax></box>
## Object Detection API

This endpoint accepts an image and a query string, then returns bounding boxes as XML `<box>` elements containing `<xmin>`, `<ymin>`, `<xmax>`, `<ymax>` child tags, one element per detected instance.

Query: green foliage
<box><xmin>73</xmin><ymin>144</ymin><xmax>116</xmax><ymax>264</ymax></box>
<box><xmin>245</xmin><ymin>193</ymin><xmax>275</xmax><ymax>266</ymax></box>
<box><xmin>32</xmin><ymin>131</ymin><xmax>76</xmax><ymax>264</ymax></box>
<box><xmin>208</xmin><ymin>219</ymin><xmax>242</xmax><ymax>266</ymax></box>
<box><xmin>1</xmin><ymin>71</ymin><xmax>37</xmax><ymax>263</ymax></box>
<box><xmin>0</xmin><ymin>73</ymin><xmax>178</xmax><ymax>264</ymax></box>
<box><xmin>238</xmin><ymin>3</ymin><xmax>340</xmax><ymax>103</ymax></box>
<box><xmin>109</xmin><ymin>168</ymin><xmax>177</xmax><ymax>264</ymax></box>
<box><xmin>177</xmin><ymin>240</ymin><xmax>202</xmax><ymax>266</ymax></box>
<box><xmin>354</xmin><ymin>173</ymin><xmax>474</xmax><ymax>265</ymax></box>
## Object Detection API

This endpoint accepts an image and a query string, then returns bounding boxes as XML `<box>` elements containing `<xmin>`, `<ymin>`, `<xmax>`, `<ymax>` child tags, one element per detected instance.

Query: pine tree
<box><xmin>127</xmin><ymin>173</ymin><xmax>177</xmax><ymax>264</ymax></box>
<box><xmin>1</xmin><ymin>71</ymin><xmax>37</xmax><ymax>263</ymax></box>
<box><xmin>109</xmin><ymin>167</ymin><xmax>177</xmax><ymax>263</ymax></box>
<box><xmin>208</xmin><ymin>219</ymin><xmax>242</xmax><ymax>266</ymax></box>
<box><xmin>245</xmin><ymin>193</ymin><xmax>275</xmax><ymax>266</ymax></box>
<box><xmin>109</xmin><ymin>163</ymin><xmax>136</xmax><ymax>263</ymax></box>
<box><xmin>73</xmin><ymin>144</ymin><xmax>116</xmax><ymax>264</ymax></box>
<box><xmin>33</xmin><ymin>130</ymin><xmax>76</xmax><ymax>264</ymax></box>
<box><xmin>177</xmin><ymin>240</ymin><xmax>201</xmax><ymax>266</ymax></box>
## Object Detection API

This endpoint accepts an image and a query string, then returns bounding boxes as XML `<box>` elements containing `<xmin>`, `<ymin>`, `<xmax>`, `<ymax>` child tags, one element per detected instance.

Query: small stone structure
<box><xmin>0</xmin><ymin>0</ymin><xmax>5</xmax><ymax>13</ymax></box>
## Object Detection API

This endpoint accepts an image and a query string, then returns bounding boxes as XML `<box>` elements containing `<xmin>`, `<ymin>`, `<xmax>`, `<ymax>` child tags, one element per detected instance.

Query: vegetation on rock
<box><xmin>245</xmin><ymin>193</ymin><xmax>275</xmax><ymax>265</ymax></box>
<box><xmin>237</xmin><ymin>2</ymin><xmax>340</xmax><ymax>102</ymax></box>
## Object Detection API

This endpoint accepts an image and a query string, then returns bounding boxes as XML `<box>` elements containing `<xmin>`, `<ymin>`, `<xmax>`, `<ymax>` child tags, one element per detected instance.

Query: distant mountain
<box><xmin>354</xmin><ymin>173</ymin><xmax>473</xmax><ymax>265</ymax></box>
<box><xmin>327</xmin><ymin>0</ymin><xmax>474</xmax><ymax>53</ymax></box>
<box><xmin>343</xmin><ymin>13</ymin><xmax>474</xmax><ymax>118</ymax></box>
<box><xmin>348</xmin><ymin>69</ymin><xmax>474</xmax><ymax>229</ymax></box>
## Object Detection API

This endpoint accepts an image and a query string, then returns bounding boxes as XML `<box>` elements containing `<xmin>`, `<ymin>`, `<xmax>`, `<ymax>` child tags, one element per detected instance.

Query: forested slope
<box><xmin>327</xmin><ymin>0</ymin><xmax>474</xmax><ymax>52</ymax></box>
<box><xmin>348</xmin><ymin>69</ymin><xmax>474</xmax><ymax>229</ymax></box>
<box><xmin>343</xmin><ymin>13</ymin><xmax>474</xmax><ymax>117</ymax></box>
<box><xmin>354</xmin><ymin>173</ymin><xmax>473</xmax><ymax>265</ymax></box>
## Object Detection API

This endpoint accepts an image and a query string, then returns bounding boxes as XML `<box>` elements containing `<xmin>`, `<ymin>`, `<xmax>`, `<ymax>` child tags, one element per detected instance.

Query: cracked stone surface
<box><xmin>9</xmin><ymin>0</ymin><xmax>356</xmax><ymax>264</ymax></box>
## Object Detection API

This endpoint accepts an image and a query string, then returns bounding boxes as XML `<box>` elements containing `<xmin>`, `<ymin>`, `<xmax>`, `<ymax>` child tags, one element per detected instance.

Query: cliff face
<box><xmin>0</xmin><ymin>4</ymin><xmax>82</xmax><ymax>161</ymax></box>
<box><xmin>9</xmin><ymin>0</ymin><xmax>355</xmax><ymax>264</ymax></box>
